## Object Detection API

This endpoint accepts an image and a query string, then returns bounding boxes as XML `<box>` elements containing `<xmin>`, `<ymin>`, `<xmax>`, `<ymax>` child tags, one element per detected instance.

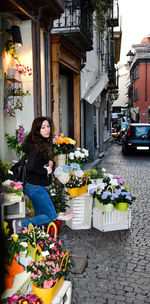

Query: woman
<box><xmin>12</xmin><ymin>116</ymin><xmax>57</xmax><ymax>234</ymax></box>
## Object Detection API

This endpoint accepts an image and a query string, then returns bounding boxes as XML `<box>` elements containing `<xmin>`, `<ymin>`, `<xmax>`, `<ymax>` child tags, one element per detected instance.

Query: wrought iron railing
<box><xmin>107</xmin><ymin>0</ymin><xmax>119</xmax><ymax>27</ymax></box>
<box><xmin>101</xmin><ymin>52</ymin><xmax>118</xmax><ymax>88</ymax></box>
<box><xmin>52</xmin><ymin>0</ymin><xmax>93</xmax><ymax>44</ymax></box>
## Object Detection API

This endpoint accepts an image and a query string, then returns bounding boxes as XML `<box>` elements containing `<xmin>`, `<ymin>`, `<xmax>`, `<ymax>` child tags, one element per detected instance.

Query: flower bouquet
<box><xmin>68</xmin><ymin>148</ymin><xmax>89</xmax><ymax>166</ymax></box>
<box><xmin>66</xmin><ymin>170</ymin><xmax>89</xmax><ymax>197</ymax></box>
<box><xmin>2</xmin><ymin>179</ymin><xmax>23</xmax><ymax>202</ymax></box>
<box><xmin>26</xmin><ymin>246</ymin><xmax>70</xmax><ymax>304</ymax></box>
<box><xmin>54</xmin><ymin>163</ymin><xmax>84</xmax><ymax>185</ymax></box>
<box><xmin>53</xmin><ymin>133</ymin><xmax>76</xmax><ymax>155</ymax></box>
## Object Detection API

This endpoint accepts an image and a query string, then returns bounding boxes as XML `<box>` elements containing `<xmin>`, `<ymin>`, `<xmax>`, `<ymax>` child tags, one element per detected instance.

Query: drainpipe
<box><xmin>47</xmin><ymin>22</ymin><xmax>54</xmax><ymax>118</ymax></box>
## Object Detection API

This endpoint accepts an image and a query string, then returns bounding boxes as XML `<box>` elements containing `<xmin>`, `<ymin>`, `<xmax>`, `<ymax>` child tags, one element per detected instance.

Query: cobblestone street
<box><xmin>60</xmin><ymin>143</ymin><xmax>150</xmax><ymax>304</ymax></box>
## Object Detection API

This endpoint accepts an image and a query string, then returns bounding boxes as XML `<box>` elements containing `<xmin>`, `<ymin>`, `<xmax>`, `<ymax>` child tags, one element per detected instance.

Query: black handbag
<box><xmin>11</xmin><ymin>156</ymin><xmax>27</xmax><ymax>185</ymax></box>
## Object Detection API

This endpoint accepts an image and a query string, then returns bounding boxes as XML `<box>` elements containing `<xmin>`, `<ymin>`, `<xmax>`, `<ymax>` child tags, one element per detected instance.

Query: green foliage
<box><xmin>47</xmin><ymin>178</ymin><xmax>69</xmax><ymax>213</ymax></box>
<box><xmin>5</xmin><ymin>125</ymin><xmax>28</xmax><ymax>158</ymax></box>
<box><xmin>87</xmin><ymin>169</ymin><xmax>104</xmax><ymax>179</ymax></box>
<box><xmin>0</xmin><ymin>160</ymin><xmax>12</xmax><ymax>185</ymax></box>
<box><xmin>95</xmin><ymin>0</ymin><xmax>112</xmax><ymax>31</ymax></box>
<box><xmin>5</xmin><ymin>40</ymin><xmax>20</xmax><ymax>62</ymax></box>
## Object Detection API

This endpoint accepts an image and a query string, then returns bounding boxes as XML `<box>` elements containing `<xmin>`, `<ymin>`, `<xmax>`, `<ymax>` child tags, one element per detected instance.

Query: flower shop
<box><xmin>0</xmin><ymin>129</ymin><xmax>136</xmax><ymax>303</ymax></box>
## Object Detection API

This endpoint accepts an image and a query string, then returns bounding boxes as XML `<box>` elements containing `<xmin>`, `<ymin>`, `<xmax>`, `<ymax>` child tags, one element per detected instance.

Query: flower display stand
<box><xmin>51</xmin><ymin>281</ymin><xmax>72</xmax><ymax>304</ymax></box>
<box><xmin>65</xmin><ymin>193</ymin><xmax>93</xmax><ymax>230</ymax></box>
<box><xmin>0</xmin><ymin>196</ymin><xmax>26</xmax><ymax>222</ymax></box>
<box><xmin>1</xmin><ymin>271</ymin><xmax>31</xmax><ymax>299</ymax></box>
<box><xmin>93</xmin><ymin>207</ymin><xmax>131</xmax><ymax>232</ymax></box>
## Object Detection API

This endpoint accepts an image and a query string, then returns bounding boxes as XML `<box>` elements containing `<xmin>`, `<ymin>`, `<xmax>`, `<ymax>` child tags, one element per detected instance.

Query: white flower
<box><xmin>69</xmin><ymin>152</ymin><xmax>75</xmax><ymax>160</ymax></box>
<box><xmin>20</xmin><ymin>241</ymin><xmax>28</xmax><ymax>248</ymax></box>
<box><xmin>110</xmin><ymin>178</ymin><xmax>118</xmax><ymax>186</ymax></box>
<box><xmin>102</xmin><ymin>168</ymin><xmax>106</xmax><ymax>172</ymax></box>
<box><xmin>76</xmin><ymin>147</ymin><xmax>81</xmax><ymax>151</ymax></box>
<box><xmin>80</xmin><ymin>153</ymin><xmax>85</xmax><ymax>159</ymax></box>
<box><xmin>74</xmin><ymin>150</ymin><xmax>81</xmax><ymax>158</ymax></box>
<box><xmin>2</xmin><ymin>179</ymin><xmax>13</xmax><ymax>186</ymax></box>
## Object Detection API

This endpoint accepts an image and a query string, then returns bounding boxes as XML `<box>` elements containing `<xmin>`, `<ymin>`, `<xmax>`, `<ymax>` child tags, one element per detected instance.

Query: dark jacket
<box><xmin>23</xmin><ymin>145</ymin><xmax>52</xmax><ymax>186</ymax></box>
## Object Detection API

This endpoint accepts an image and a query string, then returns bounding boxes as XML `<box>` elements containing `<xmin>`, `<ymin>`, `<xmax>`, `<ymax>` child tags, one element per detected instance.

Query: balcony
<box><xmin>51</xmin><ymin>0</ymin><xmax>93</xmax><ymax>52</ymax></box>
<box><xmin>107</xmin><ymin>0</ymin><xmax>119</xmax><ymax>28</ymax></box>
<box><xmin>102</xmin><ymin>53</ymin><xmax>118</xmax><ymax>90</ymax></box>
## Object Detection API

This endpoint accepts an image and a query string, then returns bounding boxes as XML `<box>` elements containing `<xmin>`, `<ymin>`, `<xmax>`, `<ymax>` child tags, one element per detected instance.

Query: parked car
<box><xmin>122</xmin><ymin>123</ymin><xmax>150</xmax><ymax>154</ymax></box>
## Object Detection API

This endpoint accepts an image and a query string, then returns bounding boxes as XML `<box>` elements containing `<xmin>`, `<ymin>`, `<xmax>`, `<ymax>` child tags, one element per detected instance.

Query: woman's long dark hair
<box><xmin>22</xmin><ymin>116</ymin><xmax>54</xmax><ymax>160</ymax></box>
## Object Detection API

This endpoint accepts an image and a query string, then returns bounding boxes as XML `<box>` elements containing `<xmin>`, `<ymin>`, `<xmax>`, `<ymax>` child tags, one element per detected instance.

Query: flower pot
<box><xmin>103</xmin><ymin>204</ymin><xmax>114</xmax><ymax>212</ymax></box>
<box><xmin>33</xmin><ymin>276</ymin><xmax>64</xmax><ymax>304</ymax></box>
<box><xmin>3</xmin><ymin>192</ymin><xmax>22</xmax><ymax>202</ymax></box>
<box><xmin>115</xmin><ymin>202</ymin><xmax>128</xmax><ymax>211</ymax></box>
<box><xmin>57</xmin><ymin>154</ymin><xmax>66</xmax><ymax>166</ymax></box>
<box><xmin>94</xmin><ymin>198</ymin><xmax>105</xmax><ymax>211</ymax></box>
<box><xmin>4</xmin><ymin>258</ymin><xmax>24</xmax><ymax>289</ymax></box>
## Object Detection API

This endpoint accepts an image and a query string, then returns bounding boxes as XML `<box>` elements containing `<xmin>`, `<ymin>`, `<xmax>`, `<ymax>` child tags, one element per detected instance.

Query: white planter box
<box><xmin>93</xmin><ymin>207</ymin><xmax>131</xmax><ymax>232</ymax></box>
<box><xmin>52</xmin><ymin>281</ymin><xmax>72</xmax><ymax>304</ymax></box>
<box><xmin>66</xmin><ymin>193</ymin><xmax>93</xmax><ymax>230</ymax></box>
<box><xmin>0</xmin><ymin>197</ymin><xmax>26</xmax><ymax>222</ymax></box>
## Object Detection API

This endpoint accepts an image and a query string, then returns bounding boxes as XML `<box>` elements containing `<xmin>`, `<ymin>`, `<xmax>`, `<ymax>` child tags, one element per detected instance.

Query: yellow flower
<box><xmin>60</xmin><ymin>133</ymin><xmax>64</xmax><ymax>137</ymax></box>
<box><xmin>11</xmin><ymin>234</ymin><xmax>19</xmax><ymax>242</ymax></box>
<box><xmin>2</xmin><ymin>221</ymin><xmax>10</xmax><ymax>234</ymax></box>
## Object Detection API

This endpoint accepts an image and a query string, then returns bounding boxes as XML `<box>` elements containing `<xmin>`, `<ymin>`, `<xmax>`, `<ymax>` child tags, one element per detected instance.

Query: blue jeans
<box><xmin>22</xmin><ymin>183</ymin><xmax>57</xmax><ymax>227</ymax></box>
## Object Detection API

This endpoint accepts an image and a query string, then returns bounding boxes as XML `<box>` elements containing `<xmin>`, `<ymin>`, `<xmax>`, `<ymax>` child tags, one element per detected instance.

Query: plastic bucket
<box><xmin>115</xmin><ymin>202</ymin><xmax>128</xmax><ymax>211</ymax></box>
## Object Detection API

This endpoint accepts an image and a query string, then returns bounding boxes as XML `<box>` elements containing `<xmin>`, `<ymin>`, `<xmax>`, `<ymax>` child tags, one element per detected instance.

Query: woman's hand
<box><xmin>44</xmin><ymin>164</ymin><xmax>52</xmax><ymax>174</ymax></box>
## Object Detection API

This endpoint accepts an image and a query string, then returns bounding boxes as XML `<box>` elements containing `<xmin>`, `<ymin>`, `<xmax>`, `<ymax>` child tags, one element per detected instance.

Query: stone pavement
<box><xmin>59</xmin><ymin>143</ymin><xmax>150</xmax><ymax>304</ymax></box>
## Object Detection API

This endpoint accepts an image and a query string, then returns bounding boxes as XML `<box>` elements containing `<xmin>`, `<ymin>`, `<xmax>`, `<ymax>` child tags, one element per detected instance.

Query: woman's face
<box><xmin>40</xmin><ymin>120</ymin><xmax>50</xmax><ymax>138</ymax></box>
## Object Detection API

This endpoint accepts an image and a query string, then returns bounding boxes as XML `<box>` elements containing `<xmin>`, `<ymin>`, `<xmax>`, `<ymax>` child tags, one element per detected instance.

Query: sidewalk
<box><xmin>59</xmin><ymin>143</ymin><xmax>150</xmax><ymax>304</ymax></box>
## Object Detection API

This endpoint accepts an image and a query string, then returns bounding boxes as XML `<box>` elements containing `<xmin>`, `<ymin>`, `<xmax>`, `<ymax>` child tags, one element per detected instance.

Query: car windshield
<box><xmin>134</xmin><ymin>126</ymin><xmax>150</xmax><ymax>139</ymax></box>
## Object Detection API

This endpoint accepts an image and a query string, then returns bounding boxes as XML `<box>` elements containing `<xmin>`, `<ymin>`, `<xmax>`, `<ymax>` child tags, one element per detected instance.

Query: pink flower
<box><xmin>43</xmin><ymin>280</ymin><xmax>54</xmax><ymax>289</ymax></box>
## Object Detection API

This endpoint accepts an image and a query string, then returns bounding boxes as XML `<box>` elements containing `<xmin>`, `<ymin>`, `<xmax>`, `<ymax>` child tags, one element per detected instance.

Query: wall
<box><xmin>0</xmin><ymin>19</ymin><xmax>34</xmax><ymax>162</ymax></box>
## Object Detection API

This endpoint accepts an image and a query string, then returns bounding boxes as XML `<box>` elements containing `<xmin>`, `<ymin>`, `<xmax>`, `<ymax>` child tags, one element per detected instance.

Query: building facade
<box><xmin>129</xmin><ymin>36</ymin><xmax>150</xmax><ymax>123</ymax></box>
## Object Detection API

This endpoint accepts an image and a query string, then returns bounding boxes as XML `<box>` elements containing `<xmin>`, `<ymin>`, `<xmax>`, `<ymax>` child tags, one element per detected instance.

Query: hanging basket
<box><xmin>32</xmin><ymin>246</ymin><xmax>69</xmax><ymax>304</ymax></box>
<box><xmin>67</xmin><ymin>170</ymin><xmax>88</xmax><ymax>197</ymax></box>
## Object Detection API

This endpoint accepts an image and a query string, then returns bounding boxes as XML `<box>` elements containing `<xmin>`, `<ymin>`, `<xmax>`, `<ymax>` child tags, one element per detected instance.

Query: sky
<box><xmin>118</xmin><ymin>0</ymin><xmax>150</xmax><ymax>66</ymax></box>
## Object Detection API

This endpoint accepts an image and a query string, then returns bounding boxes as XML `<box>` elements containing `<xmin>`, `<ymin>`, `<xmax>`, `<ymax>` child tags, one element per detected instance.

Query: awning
<box><xmin>83</xmin><ymin>73</ymin><xmax>109</xmax><ymax>104</ymax></box>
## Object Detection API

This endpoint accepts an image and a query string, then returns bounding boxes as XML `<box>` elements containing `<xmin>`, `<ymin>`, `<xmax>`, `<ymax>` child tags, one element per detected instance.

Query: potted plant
<box><xmin>2</xmin><ymin>221</ymin><xmax>26</xmax><ymax>289</ymax></box>
<box><xmin>53</xmin><ymin>133</ymin><xmax>76</xmax><ymax>166</ymax></box>
<box><xmin>2</xmin><ymin>180</ymin><xmax>23</xmax><ymax>202</ymax></box>
<box><xmin>0</xmin><ymin>293</ymin><xmax>42</xmax><ymax>304</ymax></box>
<box><xmin>26</xmin><ymin>246</ymin><xmax>70</xmax><ymax>304</ymax></box>
<box><xmin>68</xmin><ymin>147</ymin><xmax>89</xmax><ymax>167</ymax></box>
<box><xmin>5</xmin><ymin>125</ymin><xmax>28</xmax><ymax>158</ymax></box>
<box><xmin>112</xmin><ymin>186</ymin><xmax>136</xmax><ymax>211</ymax></box>
<box><xmin>66</xmin><ymin>170</ymin><xmax>89</xmax><ymax>197</ymax></box>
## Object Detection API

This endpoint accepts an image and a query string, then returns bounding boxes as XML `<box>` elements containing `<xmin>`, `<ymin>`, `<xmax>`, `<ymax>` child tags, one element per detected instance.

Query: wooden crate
<box><xmin>66</xmin><ymin>193</ymin><xmax>93</xmax><ymax>230</ymax></box>
<box><xmin>93</xmin><ymin>207</ymin><xmax>131</xmax><ymax>232</ymax></box>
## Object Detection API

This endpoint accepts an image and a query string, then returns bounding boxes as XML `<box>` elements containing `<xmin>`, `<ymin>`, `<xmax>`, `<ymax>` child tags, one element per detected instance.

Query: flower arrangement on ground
<box><xmin>68</xmin><ymin>148</ymin><xmax>89</xmax><ymax>166</ymax></box>
<box><xmin>0</xmin><ymin>293</ymin><xmax>42</xmax><ymax>304</ymax></box>
<box><xmin>54</xmin><ymin>163</ymin><xmax>84</xmax><ymax>185</ymax></box>
<box><xmin>5</xmin><ymin>125</ymin><xmax>28</xmax><ymax>158</ymax></box>
<box><xmin>53</xmin><ymin>133</ymin><xmax>76</xmax><ymax>155</ymax></box>
<box><xmin>26</xmin><ymin>250</ymin><xmax>71</xmax><ymax>289</ymax></box>
<box><xmin>2</xmin><ymin>180</ymin><xmax>23</xmax><ymax>196</ymax></box>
